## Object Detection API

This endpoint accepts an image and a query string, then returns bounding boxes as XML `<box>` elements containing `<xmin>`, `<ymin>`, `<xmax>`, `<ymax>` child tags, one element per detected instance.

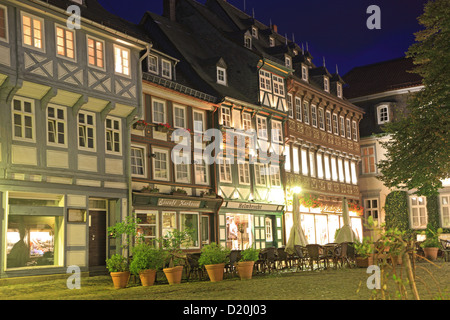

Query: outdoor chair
<box><xmin>186</xmin><ymin>253</ymin><xmax>204</xmax><ymax>281</ymax></box>
<box><xmin>306</xmin><ymin>244</ymin><xmax>327</xmax><ymax>270</ymax></box>
<box><xmin>225</xmin><ymin>250</ymin><xmax>241</xmax><ymax>278</ymax></box>
<box><xmin>294</xmin><ymin>245</ymin><xmax>307</xmax><ymax>271</ymax></box>
<box><xmin>256</xmin><ymin>247</ymin><xmax>277</xmax><ymax>273</ymax></box>
<box><xmin>276</xmin><ymin>247</ymin><xmax>290</xmax><ymax>270</ymax></box>
<box><xmin>440</xmin><ymin>239</ymin><xmax>450</xmax><ymax>262</ymax></box>
<box><xmin>323</xmin><ymin>243</ymin><xmax>338</xmax><ymax>268</ymax></box>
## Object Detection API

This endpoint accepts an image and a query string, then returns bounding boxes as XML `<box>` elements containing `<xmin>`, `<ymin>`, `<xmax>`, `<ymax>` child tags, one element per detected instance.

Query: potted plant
<box><xmin>200</xmin><ymin>190</ymin><xmax>217</xmax><ymax>198</ymax></box>
<box><xmin>237</xmin><ymin>247</ymin><xmax>260</xmax><ymax>280</ymax></box>
<box><xmin>171</xmin><ymin>188</ymin><xmax>187</xmax><ymax>196</ymax></box>
<box><xmin>354</xmin><ymin>237</ymin><xmax>375</xmax><ymax>267</ymax></box>
<box><xmin>198</xmin><ymin>243</ymin><xmax>230</xmax><ymax>282</ymax></box>
<box><xmin>106</xmin><ymin>254</ymin><xmax>130</xmax><ymax>289</ymax></box>
<box><xmin>129</xmin><ymin>243</ymin><xmax>167</xmax><ymax>286</ymax></box>
<box><xmin>420</xmin><ymin>224</ymin><xmax>443</xmax><ymax>261</ymax></box>
<box><xmin>133</xmin><ymin>120</ymin><xmax>147</xmax><ymax>130</ymax></box>
<box><xmin>141</xmin><ymin>185</ymin><xmax>159</xmax><ymax>193</ymax></box>
<box><xmin>155</xmin><ymin>122</ymin><xmax>171</xmax><ymax>133</ymax></box>
<box><xmin>107</xmin><ymin>216</ymin><xmax>142</xmax><ymax>256</ymax></box>
<box><xmin>158</xmin><ymin>228</ymin><xmax>193</xmax><ymax>285</ymax></box>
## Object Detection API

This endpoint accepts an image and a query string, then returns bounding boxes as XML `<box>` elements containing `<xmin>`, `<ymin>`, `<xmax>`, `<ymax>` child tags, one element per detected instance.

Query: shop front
<box><xmin>132</xmin><ymin>192</ymin><xmax>222</xmax><ymax>251</ymax></box>
<box><xmin>218</xmin><ymin>201</ymin><xmax>284</xmax><ymax>250</ymax></box>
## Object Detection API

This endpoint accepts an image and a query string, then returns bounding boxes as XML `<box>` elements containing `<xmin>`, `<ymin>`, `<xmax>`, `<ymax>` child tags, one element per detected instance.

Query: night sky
<box><xmin>97</xmin><ymin>0</ymin><xmax>427</xmax><ymax>75</ymax></box>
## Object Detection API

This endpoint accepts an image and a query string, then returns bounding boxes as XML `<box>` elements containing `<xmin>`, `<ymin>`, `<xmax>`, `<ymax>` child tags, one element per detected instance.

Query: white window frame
<box><xmin>259</xmin><ymin>70</ymin><xmax>272</xmax><ymax>92</ymax></box>
<box><xmin>21</xmin><ymin>11</ymin><xmax>44</xmax><ymax>52</ymax></box>
<box><xmin>238</xmin><ymin>161</ymin><xmax>251</xmax><ymax>185</ymax></box>
<box><xmin>295</xmin><ymin>97</ymin><xmax>302</xmax><ymax>121</ymax></box>
<box><xmin>269</xmin><ymin>165</ymin><xmax>281</xmax><ymax>187</ymax></box>
<box><xmin>194</xmin><ymin>157</ymin><xmax>209</xmax><ymax>185</ymax></box>
<box><xmin>311</xmin><ymin>105</ymin><xmax>317</xmax><ymax>128</ymax></box>
<box><xmin>339</xmin><ymin>116</ymin><xmax>345</xmax><ymax>137</ymax></box>
<box><xmin>326</xmin><ymin>111</ymin><xmax>332</xmax><ymax>133</ymax></box>
<box><xmin>174</xmin><ymin>152</ymin><xmax>191</xmax><ymax>183</ymax></box>
<box><xmin>55</xmin><ymin>24</ymin><xmax>76</xmax><ymax>61</ymax></box>
<box><xmin>292</xmin><ymin>146</ymin><xmax>300</xmax><ymax>174</ymax></box>
<box><xmin>284</xmin><ymin>145</ymin><xmax>291</xmax><ymax>172</ymax></box>
<box><xmin>302</xmin><ymin>65</ymin><xmax>308</xmax><ymax>81</ymax></box>
<box><xmin>287</xmin><ymin>94</ymin><xmax>293</xmax><ymax>118</ymax></box>
<box><xmin>361</xmin><ymin>145</ymin><xmax>376</xmax><ymax>174</ymax></box>
<box><xmin>256</xmin><ymin>115</ymin><xmax>268</xmax><ymax>140</ymax></box>
<box><xmin>87</xmin><ymin>35</ymin><xmax>105</xmax><ymax>70</ymax></box>
<box><xmin>152</xmin><ymin>147</ymin><xmax>170</xmax><ymax>181</ymax></box>
<box><xmin>303</xmin><ymin>101</ymin><xmax>310</xmax><ymax>125</ymax></box>
<box><xmin>221</xmin><ymin>106</ymin><xmax>231</xmax><ymax>127</ymax></box>
<box><xmin>337</xmin><ymin>83</ymin><xmax>343</xmax><ymax>98</ymax></box>
<box><xmin>219</xmin><ymin>157</ymin><xmax>232</xmax><ymax>183</ymax></box>
<box><xmin>410</xmin><ymin>196</ymin><xmax>427</xmax><ymax>229</ymax></box>
<box><xmin>217</xmin><ymin>66</ymin><xmax>227</xmax><ymax>85</ymax></box>
<box><xmin>271</xmin><ymin>120</ymin><xmax>283</xmax><ymax>144</ymax></box>
<box><xmin>285</xmin><ymin>55</ymin><xmax>292</xmax><ymax>68</ymax></box>
<box><xmin>318</xmin><ymin>108</ymin><xmax>325</xmax><ymax>130</ymax></box>
<box><xmin>242</xmin><ymin>112</ymin><xmax>252</xmax><ymax>131</ymax></box>
<box><xmin>364</xmin><ymin>198</ymin><xmax>379</xmax><ymax>221</ymax></box>
<box><xmin>193</xmin><ymin>110</ymin><xmax>205</xmax><ymax>133</ymax></box>
<box><xmin>301</xmin><ymin>149</ymin><xmax>308</xmax><ymax>176</ymax></box>
<box><xmin>173</xmin><ymin>104</ymin><xmax>186</xmax><ymax>129</ymax></box>
<box><xmin>161</xmin><ymin>59</ymin><xmax>172</xmax><ymax>79</ymax></box>
<box><xmin>47</xmin><ymin>104</ymin><xmax>67</xmax><ymax>147</ymax></box>
<box><xmin>352</xmin><ymin>120</ymin><xmax>358</xmax><ymax>141</ymax></box>
<box><xmin>346</xmin><ymin>118</ymin><xmax>352</xmax><ymax>140</ymax></box>
<box><xmin>324</xmin><ymin>77</ymin><xmax>329</xmax><ymax>92</ymax></box>
<box><xmin>377</xmin><ymin>105</ymin><xmax>389</xmax><ymax>124</ymax></box>
<box><xmin>78</xmin><ymin>111</ymin><xmax>96</xmax><ymax>151</ymax></box>
<box><xmin>12</xmin><ymin>97</ymin><xmax>36</xmax><ymax>142</ymax></box>
<box><xmin>114</xmin><ymin>44</ymin><xmax>130</xmax><ymax>77</ymax></box>
<box><xmin>251</xmin><ymin>26</ymin><xmax>258</xmax><ymax>38</ymax></box>
<box><xmin>332</xmin><ymin>113</ymin><xmax>339</xmax><ymax>135</ymax></box>
<box><xmin>131</xmin><ymin>144</ymin><xmax>147</xmax><ymax>178</ymax></box>
<box><xmin>0</xmin><ymin>5</ymin><xmax>9</xmax><ymax>43</ymax></box>
<box><xmin>269</xmin><ymin>36</ymin><xmax>275</xmax><ymax>47</ymax></box>
<box><xmin>331</xmin><ymin>156</ymin><xmax>338</xmax><ymax>181</ymax></box>
<box><xmin>440</xmin><ymin>194</ymin><xmax>450</xmax><ymax>228</ymax></box>
<box><xmin>105</xmin><ymin>116</ymin><xmax>122</xmax><ymax>155</ymax></box>
<box><xmin>148</xmin><ymin>54</ymin><xmax>158</xmax><ymax>74</ymax></box>
<box><xmin>152</xmin><ymin>99</ymin><xmax>166</xmax><ymax>124</ymax></box>
<box><xmin>254</xmin><ymin>163</ymin><xmax>267</xmax><ymax>186</ymax></box>
<box><xmin>272</xmin><ymin>75</ymin><xmax>285</xmax><ymax>96</ymax></box>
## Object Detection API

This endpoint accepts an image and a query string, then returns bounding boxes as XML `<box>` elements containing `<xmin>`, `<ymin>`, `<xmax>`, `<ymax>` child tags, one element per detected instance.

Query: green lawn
<box><xmin>0</xmin><ymin>262</ymin><xmax>448</xmax><ymax>300</ymax></box>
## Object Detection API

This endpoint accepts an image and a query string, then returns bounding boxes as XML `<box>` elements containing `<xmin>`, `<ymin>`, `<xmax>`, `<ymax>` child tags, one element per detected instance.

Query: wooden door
<box><xmin>89</xmin><ymin>211</ymin><xmax>107</xmax><ymax>267</ymax></box>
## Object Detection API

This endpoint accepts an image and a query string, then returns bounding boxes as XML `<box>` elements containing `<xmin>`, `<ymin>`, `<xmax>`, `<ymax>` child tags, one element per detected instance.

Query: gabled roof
<box><xmin>343</xmin><ymin>57</ymin><xmax>423</xmax><ymax>99</ymax></box>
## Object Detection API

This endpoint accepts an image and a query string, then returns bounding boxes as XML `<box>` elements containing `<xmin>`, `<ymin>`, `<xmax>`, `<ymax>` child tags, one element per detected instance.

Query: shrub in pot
<box><xmin>130</xmin><ymin>243</ymin><xmax>167</xmax><ymax>286</ymax></box>
<box><xmin>106</xmin><ymin>254</ymin><xmax>130</xmax><ymax>289</ymax></box>
<box><xmin>354</xmin><ymin>237</ymin><xmax>375</xmax><ymax>267</ymax></box>
<box><xmin>420</xmin><ymin>224</ymin><xmax>443</xmax><ymax>261</ymax></box>
<box><xmin>198</xmin><ymin>242</ymin><xmax>230</xmax><ymax>282</ymax></box>
<box><xmin>237</xmin><ymin>247</ymin><xmax>260</xmax><ymax>280</ymax></box>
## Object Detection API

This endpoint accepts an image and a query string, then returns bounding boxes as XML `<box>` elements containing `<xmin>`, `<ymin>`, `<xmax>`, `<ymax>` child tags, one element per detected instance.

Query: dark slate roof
<box><xmin>34</xmin><ymin>0</ymin><xmax>151</xmax><ymax>43</ymax></box>
<box><xmin>343</xmin><ymin>57</ymin><xmax>423</xmax><ymax>99</ymax></box>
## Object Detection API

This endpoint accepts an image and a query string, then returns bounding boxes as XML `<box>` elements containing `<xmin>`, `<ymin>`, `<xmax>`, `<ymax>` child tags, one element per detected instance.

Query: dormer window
<box><xmin>269</xmin><ymin>36</ymin><xmax>275</xmax><ymax>47</ymax></box>
<box><xmin>217</xmin><ymin>66</ymin><xmax>227</xmax><ymax>85</ymax></box>
<box><xmin>251</xmin><ymin>26</ymin><xmax>258</xmax><ymax>38</ymax></box>
<box><xmin>148</xmin><ymin>55</ymin><xmax>158</xmax><ymax>74</ymax></box>
<box><xmin>377</xmin><ymin>105</ymin><xmax>389</xmax><ymax>124</ymax></box>
<box><xmin>244</xmin><ymin>35</ymin><xmax>252</xmax><ymax>49</ymax></box>
<box><xmin>337</xmin><ymin>83</ymin><xmax>343</xmax><ymax>98</ymax></box>
<box><xmin>293</xmin><ymin>49</ymin><xmax>298</xmax><ymax>56</ymax></box>
<box><xmin>285</xmin><ymin>55</ymin><xmax>292</xmax><ymax>68</ymax></box>
<box><xmin>161</xmin><ymin>59</ymin><xmax>172</xmax><ymax>79</ymax></box>
<box><xmin>324</xmin><ymin>77</ymin><xmax>329</xmax><ymax>92</ymax></box>
<box><xmin>302</xmin><ymin>65</ymin><xmax>308</xmax><ymax>81</ymax></box>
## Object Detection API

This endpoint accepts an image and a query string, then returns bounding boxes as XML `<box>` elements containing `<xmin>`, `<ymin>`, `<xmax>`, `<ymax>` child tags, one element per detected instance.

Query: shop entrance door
<box><xmin>265</xmin><ymin>216</ymin><xmax>276</xmax><ymax>247</ymax></box>
<box><xmin>89</xmin><ymin>211</ymin><xmax>107</xmax><ymax>267</ymax></box>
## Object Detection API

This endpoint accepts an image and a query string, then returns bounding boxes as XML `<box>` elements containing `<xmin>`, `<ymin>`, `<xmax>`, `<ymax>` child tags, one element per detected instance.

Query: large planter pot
<box><xmin>163</xmin><ymin>266</ymin><xmax>183</xmax><ymax>285</ymax></box>
<box><xmin>355</xmin><ymin>255</ymin><xmax>374</xmax><ymax>268</ymax></box>
<box><xmin>204</xmin><ymin>263</ymin><xmax>225</xmax><ymax>282</ymax></box>
<box><xmin>110</xmin><ymin>271</ymin><xmax>130</xmax><ymax>289</ymax></box>
<box><xmin>423</xmin><ymin>247</ymin><xmax>439</xmax><ymax>261</ymax></box>
<box><xmin>139</xmin><ymin>269</ymin><xmax>157</xmax><ymax>287</ymax></box>
<box><xmin>237</xmin><ymin>261</ymin><xmax>255</xmax><ymax>280</ymax></box>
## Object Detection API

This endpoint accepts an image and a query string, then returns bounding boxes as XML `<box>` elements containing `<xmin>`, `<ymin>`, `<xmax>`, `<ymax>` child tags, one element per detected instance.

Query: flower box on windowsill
<box><xmin>155</xmin><ymin>123</ymin><xmax>172</xmax><ymax>133</ymax></box>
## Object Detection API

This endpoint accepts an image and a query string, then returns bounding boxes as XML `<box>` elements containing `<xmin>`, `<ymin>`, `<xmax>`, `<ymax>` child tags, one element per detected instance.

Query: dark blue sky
<box><xmin>98</xmin><ymin>0</ymin><xmax>427</xmax><ymax>75</ymax></box>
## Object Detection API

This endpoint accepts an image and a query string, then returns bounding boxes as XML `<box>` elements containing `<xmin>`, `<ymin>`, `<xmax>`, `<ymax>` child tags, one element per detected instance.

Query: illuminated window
<box><xmin>326</xmin><ymin>111</ymin><xmax>332</xmax><ymax>133</ymax></box>
<box><xmin>284</xmin><ymin>145</ymin><xmax>291</xmax><ymax>172</ymax></box>
<box><xmin>238</xmin><ymin>162</ymin><xmax>250</xmax><ymax>185</ymax></box>
<box><xmin>351</xmin><ymin>161</ymin><xmax>358</xmax><ymax>185</ymax></box>
<box><xmin>292</xmin><ymin>146</ymin><xmax>300</xmax><ymax>173</ymax></box>
<box><xmin>324</xmin><ymin>154</ymin><xmax>331</xmax><ymax>180</ymax></box>
<box><xmin>271</xmin><ymin>120</ymin><xmax>283</xmax><ymax>143</ymax></box>
<box><xmin>242</xmin><ymin>112</ymin><xmax>252</xmax><ymax>131</ymax></box>
<box><xmin>316</xmin><ymin>153</ymin><xmax>324</xmax><ymax>179</ymax></box>
<box><xmin>344</xmin><ymin>159</ymin><xmax>351</xmax><ymax>184</ymax></box>
<box><xmin>180</xmin><ymin>213</ymin><xmax>199</xmax><ymax>248</ymax></box>
<box><xmin>87</xmin><ymin>36</ymin><xmax>104</xmax><ymax>69</ymax></box>
<box><xmin>136</xmin><ymin>211</ymin><xmax>158</xmax><ymax>246</ymax></box>
<box><xmin>361</xmin><ymin>146</ymin><xmax>376</xmax><ymax>174</ymax></box>
<box><xmin>220</xmin><ymin>158</ymin><xmax>232</xmax><ymax>183</ymax></box>
<box><xmin>269</xmin><ymin>166</ymin><xmax>281</xmax><ymax>187</ymax></box>
<box><xmin>114</xmin><ymin>45</ymin><xmax>130</xmax><ymax>76</ymax></box>
<box><xmin>221</xmin><ymin>107</ymin><xmax>231</xmax><ymax>127</ymax></box>
<box><xmin>259</xmin><ymin>70</ymin><xmax>272</xmax><ymax>91</ymax></box>
<box><xmin>338</xmin><ymin>158</ymin><xmax>344</xmax><ymax>183</ymax></box>
<box><xmin>22</xmin><ymin>12</ymin><xmax>44</xmax><ymax>50</ymax></box>
<box><xmin>301</xmin><ymin>149</ymin><xmax>308</xmax><ymax>176</ymax></box>
<box><xmin>173</xmin><ymin>105</ymin><xmax>186</xmax><ymax>128</ymax></box>
<box><xmin>309</xmin><ymin>151</ymin><xmax>316</xmax><ymax>178</ymax></box>
<box><xmin>256</xmin><ymin>116</ymin><xmax>268</xmax><ymax>140</ymax></box>
<box><xmin>365</xmin><ymin>199</ymin><xmax>379</xmax><ymax>220</ymax></box>
<box><xmin>174</xmin><ymin>152</ymin><xmax>190</xmax><ymax>183</ymax></box>
<box><xmin>331</xmin><ymin>156</ymin><xmax>338</xmax><ymax>181</ymax></box>
<box><xmin>311</xmin><ymin>105</ymin><xmax>317</xmax><ymax>128</ymax></box>
<box><xmin>272</xmin><ymin>75</ymin><xmax>285</xmax><ymax>96</ymax></box>
<box><xmin>162</xmin><ymin>212</ymin><xmax>176</xmax><ymax>238</ymax></box>
<box><xmin>254</xmin><ymin>163</ymin><xmax>267</xmax><ymax>186</ymax></box>
<box><xmin>194</xmin><ymin>157</ymin><xmax>209</xmax><ymax>185</ymax></box>
<box><xmin>287</xmin><ymin>94</ymin><xmax>293</xmax><ymax>118</ymax></box>
<box><xmin>332</xmin><ymin>114</ymin><xmax>339</xmax><ymax>135</ymax></box>
<box><xmin>56</xmin><ymin>25</ymin><xmax>75</xmax><ymax>59</ymax></box>
<box><xmin>152</xmin><ymin>99</ymin><xmax>166</xmax><ymax>124</ymax></box>
<box><xmin>318</xmin><ymin>108</ymin><xmax>325</xmax><ymax>130</ymax></box>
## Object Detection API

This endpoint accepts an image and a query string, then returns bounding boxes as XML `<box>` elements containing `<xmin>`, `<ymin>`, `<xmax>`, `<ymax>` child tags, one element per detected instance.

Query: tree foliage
<box><xmin>377</xmin><ymin>0</ymin><xmax>450</xmax><ymax>196</ymax></box>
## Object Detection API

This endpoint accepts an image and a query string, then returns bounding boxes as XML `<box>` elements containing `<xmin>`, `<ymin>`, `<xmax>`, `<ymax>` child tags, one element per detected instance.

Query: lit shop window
<box><xmin>180</xmin><ymin>213</ymin><xmax>199</xmax><ymax>248</ymax></box>
<box><xmin>136</xmin><ymin>211</ymin><xmax>158</xmax><ymax>246</ymax></box>
<box><xmin>162</xmin><ymin>212</ymin><xmax>176</xmax><ymax>238</ymax></box>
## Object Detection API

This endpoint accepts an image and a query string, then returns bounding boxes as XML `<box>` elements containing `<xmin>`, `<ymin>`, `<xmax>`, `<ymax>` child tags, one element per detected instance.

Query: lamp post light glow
<box><xmin>292</xmin><ymin>186</ymin><xmax>302</xmax><ymax>194</ymax></box>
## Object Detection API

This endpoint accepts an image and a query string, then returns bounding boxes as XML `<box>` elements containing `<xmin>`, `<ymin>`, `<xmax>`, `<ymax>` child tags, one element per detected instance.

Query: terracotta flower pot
<box><xmin>139</xmin><ymin>269</ymin><xmax>157</xmax><ymax>287</ymax></box>
<box><xmin>355</xmin><ymin>254</ymin><xmax>374</xmax><ymax>268</ymax></box>
<box><xmin>204</xmin><ymin>263</ymin><xmax>225</xmax><ymax>282</ymax></box>
<box><xmin>423</xmin><ymin>247</ymin><xmax>439</xmax><ymax>261</ymax></box>
<box><xmin>110</xmin><ymin>271</ymin><xmax>130</xmax><ymax>289</ymax></box>
<box><xmin>237</xmin><ymin>261</ymin><xmax>255</xmax><ymax>280</ymax></box>
<box><xmin>163</xmin><ymin>266</ymin><xmax>183</xmax><ymax>285</ymax></box>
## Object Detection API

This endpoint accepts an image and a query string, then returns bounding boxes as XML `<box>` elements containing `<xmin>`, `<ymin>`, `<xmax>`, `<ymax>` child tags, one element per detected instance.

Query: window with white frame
<box><xmin>351</xmin><ymin>161</ymin><xmax>358</xmax><ymax>185</ymax></box>
<box><xmin>148</xmin><ymin>55</ymin><xmax>158</xmax><ymax>74</ymax></box>
<box><xmin>254</xmin><ymin>163</ymin><xmax>267</xmax><ymax>186</ymax></box>
<box><xmin>244</xmin><ymin>35</ymin><xmax>252</xmax><ymax>49</ymax></box>
<box><xmin>22</xmin><ymin>12</ymin><xmax>44</xmax><ymax>50</ymax></box>
<box><xmin>47</xmin><ymin>105</ymin><xmax>66</xmax><ymax>146</ymax></box>
<box><xmin>221</xmin><ymin>107</ymin><xmax>231</xmax><ymax>127</ymax></box>
<box><xmin>331</xmin><ymin>156</ymin><xmax>338</xmax><ymax>181</ymax></box>
<box><xmin>105</xmin><ymin>117</ymin><xmax>121</xmax><ymax>154</ymax></box>
<box><xmin>311</xmin><ymin>105</ymin><xmax>317</xmax><ymax>128</ymax></box>
<box><xmin>161</xmin><ymin>59</ymin><xmax>172</xmax><ymax>79</ymax></box>
<box><xmin>271</xmin><ymin>120</ymin><xmax>283</xmax><ymax>144</ymax></box>
<box><xmin>338</xmin><ymin>158</ymin><xmax>344</xmax><ymax>183</ymax></box>
<box><xmin>269</xmin><ymin>36</ymin><xmax>275</xmax><ymax>47</ymax></box>
<box><xmin>56</xmin><ymin>25</ymin><xmax>75</xmax><ymax>60</ymax></box>
<box><xmin>346</xmin><ymin>118</ymin><xmax>352</xmax><ymax>139</ymax></box>
<box><xmin>287</xmin><ymin>94</ymin><xmax>293</xmax><ymax>118</ymax></box>
<box><xmin>326</xmin><ymin>111</ymin><xmax>332</xmax><ymax>133</ymax></box>
<box><xmin>175</xmin><ymin>152</ymin><xmax>190</xmax><ymax>183</ymax></box>
<box><xmin>324</xmin><ymin>154</ymin><xmax>331</xmax><ymax>180</ymax></box>
<box><xmin>324</xmin><ymin>77</ymin><xmax>329</xmax><ymax>92</ymax></box>
<box><xmin>162</xmin><ymin>212</ymin><xmax>176</xmax><ymax>238</ymax></box>
<box><xmin>251</xmin><ymin>26</ymin><xmax>258</xmax><ymax>38</ymax></box>
<box><xmin>194</xmin><ymin>157</ymin><xmax>209</xmax><ymax>185</ymax></box>
<box><xmin>12</xmin><ymin>97</ymin><xmax>35</xmax><ymax>141</ymax></box>
<box><xmin>293</xmin><ymin>146</ymin><xmax>300</xmax><ymax>174</ymax></box>
<box><xmin>131</xmin><ymin>146</ymin><xmax>146</xmax><ymax>177</ymax></box>
<box><xmin>285</xmin><ymin>56</ymin><xmax>292</xmax><ymax>68</ymax></box>
<box><xmin>285</xmin><ymin>145</ymin><xmax>291</xmax><ymax>172</ymax></box>
<box><xmin>256</xmin><ymin>116</ymin><xmax>268</xmax><ymax>139</ymax></box>
<box><xmin>152</xmin><ymin>99</ymin><xmax>166</xmax><ymax>124</ymax></box>
<box><xmin>78</xmin><ymin>111</ymin><xmax>95</xmax><ymax>150</ymax></box>
<box><xmin>180</xmin><ymin>213</ymin><xmax>199</xmax><ymax>248</ymax></box>
<box><xmin>309</xmin><ymin>151</ymin><xmax>316</xmax><ymax>178</ymax></box>
<box><xmin>272</xmin><ymin>75</ymin><xmax>285</xmax><ymax>96</ymax></box>
<box><xmin>344</xmin><ymin>159</ymin><xmax>351</xmax><ymax>184</ymax></box>
<box><xmin>152</xmin><ymin>148</ymin><xmax>169</xmax><ymax>181</ymax></box>
<box><xmin>265</xmin><ymin>217</ymin><xmax>273</xmax><ymax>242</ymax></box>
<box><xmin>0</xmin><ymin>5</ymin><xmax>8</xmax><ymax>42</ymax></box>
<box><xmin>410</xmin><ymin>196</ymin><xmax>427</xmax><ymax>229</ymax></box>
<box><xmin>377</xmin><ymin>105</ymin><xmax>389</xmax><ymax>124</ymax></box>
<box><xmin>114</xmin><ymin>45</ymin><xmax>130</xmax><ymax>76</ymax></box>
<box><xmin>238</xmin><ymin>161</ymin><xmax>250</xmax><ymax>185</ymax></box>
<box><xmin>173</xmin><ymin>105</ymin><xmax>186</xmax><ymax>128</ymax></box>
<box><xmin>242</xmin><ymin>112</ymin><xmax>252</xmax><ymax>131</ymax></box>
<box><xmin>361</xmin><ymin>145</ymin><xmax>376</xmax><ymax>174</ymax></box>
<box><xmin>303</xmin><ymin>101</ymin><xmax>310</xmax><ymax>125</ymax></box>
<box><xmin>135</xmin><ymin>211</ymin><xmax>157</xmax><ymax>246</ymax></box>
<box><xmin>352</xmin><ymin>120</ymin><xmax>358</xmax><ymax>141</ymax></box>
<box><xmin>87</xmin><ymin>36</ymin><xmax>104</xmax><ymax>69</ymax></box>
<box><xmin>365</xmin><ymin>199</ymin><xmax>379</xmax><ymax>220</ymax></box>
<box><xmin>316</xmin><ymin>153</ymin><xmax>324</xmax><ymax>179</ymax></box>
<box><xmin>337</xmin><ymin>83</ymin><xmax>343</xmax><ymax>98</ymax></box>
<box><xmin>318</xmin><ymin>108</ymin><xmax>325</xmax><ymax>130</ymax></box>
<box><xmin>259</xmin><ymin>70</ymin><xmax>272</xmax><ymax>91</ymax></box>
<box><xmin>301</xmin><ymin>149</ymin><xmax>308</xmax><ymax>176</ymax></box>
<box><xmin>217</xmin><ymin>66</ymin><xmax>227</xmax><ymax>85</ymax></box>
<box><xmin>295</xmin><ymin>97</ymin><xmax>302</xmax><ymax>121</ymax></box>
<box><xmin>440</xmin><ymin>195</ymin><xmax>450</xmax><ymax>228</ymax></box>
<box><xmin>193</xmin><ymin>110</ymin><xmax>205</xmax><ymax>132</ymax></box>
<box><xmin>339</xmin><ymin>116</ymin><xmax>345</xmax><ymax>137</ymax></box>
<box><xmin>302</xmin><ymin>65</ymin><xmax>308</xmax><ymax>81</ymax></box>
<box><xmin>220</xmin><ymin>158</ymin><xmax>232</xmax><ymax>183</ymax></box>
<box><xmin>332</xmin><ymin>113</ymin><xmax>339</xmax><ymax>135</ymax></box>
<box><xmin>269</xmin><ymin>166</ymin><xmax>281</xmax><ymax>187</ymax></box>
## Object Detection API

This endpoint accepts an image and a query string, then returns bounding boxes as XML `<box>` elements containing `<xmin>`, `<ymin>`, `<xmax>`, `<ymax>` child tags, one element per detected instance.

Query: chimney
<box><xmin>163</xmin><ymin>0</ymin><xmax>176</xmax><ymax>22</ymax></box>
<box><xmin>272</xmin><ymin>24</ymin><xmax>278</xmax><ymax>33</ymax></box>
